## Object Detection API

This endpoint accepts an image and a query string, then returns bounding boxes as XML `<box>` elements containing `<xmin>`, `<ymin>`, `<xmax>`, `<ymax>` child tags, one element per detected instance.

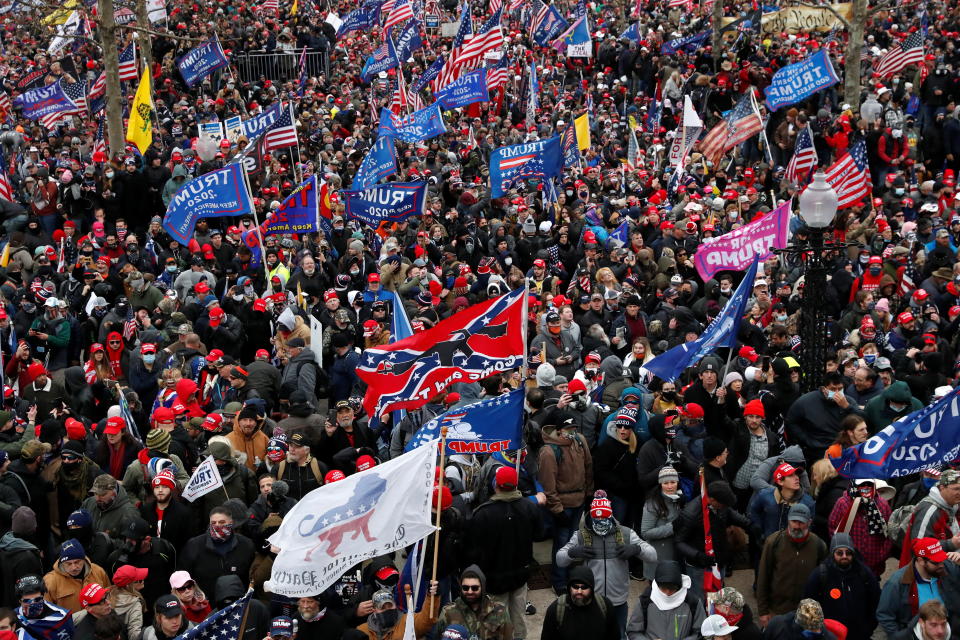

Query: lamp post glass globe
<box><xmin>798</xmin><ymin>172</ymin><xmax>839</xmax><ymax>229</ymax></box>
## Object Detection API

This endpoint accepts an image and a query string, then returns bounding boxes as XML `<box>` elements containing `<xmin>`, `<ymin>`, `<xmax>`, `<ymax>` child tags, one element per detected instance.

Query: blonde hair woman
<box><xmin>110</xmin><ymin>565</ymin><xmax>148</xmax><ymax>640</ymax></box>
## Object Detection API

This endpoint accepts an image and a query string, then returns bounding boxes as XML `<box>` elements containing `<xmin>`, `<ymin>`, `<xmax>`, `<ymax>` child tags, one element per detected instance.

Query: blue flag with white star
<box><xmin>176</xmin><ymin>588</ymin><xmax>253</xmax><ymax>640</ymax></box>
<box><xmin>405</xmin><ymin>388</ymin><xmax>525</xmax><ymax>454</ymax></box>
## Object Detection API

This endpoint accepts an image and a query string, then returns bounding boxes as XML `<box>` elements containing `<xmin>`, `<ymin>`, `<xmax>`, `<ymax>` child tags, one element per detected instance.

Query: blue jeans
<box><xmin>551</xmin><ymin>506</ymin><xmax>583</xmax><ymax>591</ymax></box>
<box><xmin>39</xmin><ymin>213</ymin><xmax>59</xmax><ymax>236</ymax></box>
<box><xmin>612</xmin><ymin>602</ymin><xmax>628</xmax><ymax>637</ymax></box>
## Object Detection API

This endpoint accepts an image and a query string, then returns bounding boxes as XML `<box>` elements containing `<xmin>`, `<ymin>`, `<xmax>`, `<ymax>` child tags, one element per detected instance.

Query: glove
<box><xmin>568</xmin><ymin>545</ymin><xmax>599</xmax><ymax>560</ymax></box>
<box><xmin>614</xmin><ymin>543</ymin><xmax>640</xmax><ymax>559</ymax></box>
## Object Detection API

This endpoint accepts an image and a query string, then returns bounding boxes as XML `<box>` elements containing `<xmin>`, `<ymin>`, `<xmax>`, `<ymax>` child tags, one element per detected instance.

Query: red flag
<box><xmin>357</xmin><ymin>288</ymin><xmax>526</xmax><ymax>418</ymax></box>
<box><xmin>700</xmin><ymin>467</ymin><xmax>724</xmax><ymax>594</ymax></box>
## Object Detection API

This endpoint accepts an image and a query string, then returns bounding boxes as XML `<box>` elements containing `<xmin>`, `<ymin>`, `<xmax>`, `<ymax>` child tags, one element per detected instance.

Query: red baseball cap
<box><xmin>356</xmin><ymin>454</ymin><xmax>377</xmax><ymax>471</ymax></box>
<box><xmin>679</xmin><ymin>403</ymin><xmax>704</xmax><ymax>419</ymax></box>
<box><xmin>153</xmin><ymin>407</ymin><xmax>176</xmax><ymax>423</ymax></box>
<box><xmin>256</xmin><ymin>349</ymin><xmax>270</xmax><ymax>359</ymax></box>
<box><xmin>253</xmin><ymin>299</ymin><xmax>268</xmax><ymax>312</ymax></box>
<box><xmin>194</xmin><ymin>281</ymin><xmax>210</xmax><ymax>294</ymax></box>
<box><xmin>113</xmin><ymin>565</ymin><xmax>148</xmax><ymax>588</ymax></box>
<box><xmin>495</xmin><ymin>465</ymin><xmax>518</xmax><ymax>489</ymax></box>
<box><xmin>913</xmin><ymin>537</ymin><xmax>948</xmax><ymax>562</ymax></box>
<box><xmin>104</xmin><ymin>416</ymin><xmax>126</xmax><ymax>435</ymax></box>
<box><xmin>205</xmin><ymin>349</ymin><xmax>224</xmax><ymax>363</ymax></box>
<box><xmin>738</xmin><ymin>346</ymin><xmax>759</xmax><ymax>363</ymax></box>
<box><xmin>774</xmin><ymin>463</ymin><xmax>798</xmax><ymax>484</ymax></box>
<box><xmin>80</xmin><ymin>583</ymin><xmax>108</xmax><ymax>608</ymax></box>
<box><xmin>368</xmin><ymin>273</ymin><xmax>380</xmax><ymax>283</ymax></box>
<box><xmin>202</xmin><ymin>413</ymin><xmax>224</xmax><ymax>432</ymax></box>
<box><xmin>898</xmin><ymin>311</ymin><xmax>915</xmax><ymax>324</ymax></box>
<box><xmin>325</xmin><ymin>469</ymin><xmax>346</xmax><ymax>483</ymax></box>
<box><xmin>208</xmin><ymin>307</ymin><xmax>225</xmax><ymax>327</ymax></box>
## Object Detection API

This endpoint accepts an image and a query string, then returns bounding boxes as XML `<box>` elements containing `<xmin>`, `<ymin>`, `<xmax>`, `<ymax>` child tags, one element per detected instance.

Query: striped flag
<box><xmin>38</xmin><ymin>80</ymin><xmax>86</xmax><ymax>129</ymax></box>
<box><xmin>823</xmin><ymin>139</ymin><xmax>871</xmax><ymax>209</ymax></box>
<box><xmin>873</xmin><ymin>31</ymin><xmax>924</xmax><ymax>78</ymax></box>
<box><xmin>89</xmin><ymin>72</ymin><xmax>106</xmax><ymax>99</ymax></box>
<box><xmin>899</xmin><ymin>256</ymin><xmax>918</xmax><ymax>298</ymax></box>
<box><xmin>257</xmin><ymin>0</ymin><xmax>279</xmax><ymax>13</ymax></box>
<box><xmin>0</xmin><ymin>91</ymin><xmax>11</xmax><ymax>120</ymax></box>
<box><xmin>786</xmin><ymin>124</ymin><xmax>818</xmax><ymax>186</ymax></box>
<box><xmin>434</xmin><ymin>3</ymin><xmax>473</xmax><ymax>90</ymax></box>
<box><xmin>118</xmin><ymin>43</ymin><xmax>138</xmax><ymax>81</ymax></box>
<box><xmin>698</xmin><ymin>93</ymin><xmax>763</xmax><ymax>163</ymax></box>
<box><xmin>263</xmin><ymin>103</ymin><xmax>298</xmax><ymax>151</ymax></box>
<box><xmin>122</xmin><ymin>305</ymin><xmax>138</xmax><ymax>340</ymax></box>
<box><xmin>0</xmin><ymin>153</ymin><xmax>13</xmax><ymax>202</ymax></box>
<box><xmin>485</xmin><ymin>55</ymin><xmax>510</xmax><ymax>90</ymax></box>
<box><xmin>529</xmin><ymin>0</ymin><xmax>549</xmax><ymax>33</ymax></box>
<box><xmin>458</xmin><ymin>7</ymin><xmax>503</xmax><ymax>70</ymax></box>
<box><xmin>296</xmin><ymin>47</ymin><xmax>308</xmax><ymax>96</ymax></box>
<box><xmin>92</xmin><ymin>117</ymin><xmax>106</xmax><ymax>158</ymax></box>
<box><xmin>384</xmin><ymin>0</ymin><xmax>414</xmax><ymax>31</ymax></box>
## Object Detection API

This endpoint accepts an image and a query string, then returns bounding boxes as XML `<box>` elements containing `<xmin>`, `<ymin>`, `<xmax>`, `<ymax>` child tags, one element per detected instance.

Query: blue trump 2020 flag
<box><xmin>378</xmin><ymin>103</ymin><xmax>447</xmax><ymax>143</ymax></box>
<box><xmin>405</xmin><ymin>388</ymin><xmax>525</xmax><ymax>454</ymax></box>
<box><xmin>337</xmin><ymin>6</ymin><xmax>376</xmax><ymax>38</ymax></box>
<box><xmin>412</xmin><ymin>55</ymin><xmax>444</xmax><ymax>93</ymax></box>
<box><xmin>14</xmin><ymin>80</ymin><xmax>75</xmax><ymax>120</ymax></box>
<box><xmin>163</xmin><ymin>165</ymin><xmax>253</xmax><ymax>245</ymax></box>
<box><xmin>660</xmin><ymin>29</ymin><xmax>711</xmax><ymax>55</ymax></box>
<box><xmin>261</xmin><ymin>175</ymin><xmax>318</xmax><ymax>235</ymax></box>
<box><xmin>395</xmin><ymin>19</ymin><xmax>424</xmax><ymax>61</ymax></box>
<box><xmin>533</xmin><ymin>4</ymin><xmax>569</xmax><ymax>46</ymax></box>
<box><xmin>362</xmin><ymin>38</ymin><xmax>400</xmax><ymax>81</ymax></box>
<box><xmin>352</xmin><ymin>135</ymin><xmax>397</xmax><ymax>191</ymax></box>
<box><xmin>435</xmin><ymin>68</ymin><xmax>488</xmax><ymax>110</ymax></box>
<box><xmin>764</xmin><ymin>49</ymin><xmax>839</xmax><ymax>111</ymax></box>
<box><xmin>177</xmin><ymin>37</ymin><xmax>229</xmax><ymax>88</ymax></box>
<box><xmin>490</xmin><ymin>136</ymin><xmax>564</xmax><ymax>197</ymax></box>
<box><xmin>643</xmin><ymin>257</ymin><xmax>759</xmax><ymax>382</ymax></box>
<box><xmin>833</xmin><ymin>387</ymin><xmax>960</xmax><ymax>479</ymax></box>
<box><xmin>342</xmin><ymin>181</ymin><xmax>428</xmax><ymax>227</ymax></box>
<box><xmin>242</xmin><ymin>102</ymin><xmax>283</xmax><ymax>141</ymax></box>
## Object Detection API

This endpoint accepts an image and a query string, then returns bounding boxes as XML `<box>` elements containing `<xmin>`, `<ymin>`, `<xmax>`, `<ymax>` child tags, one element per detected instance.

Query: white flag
<box><xmin>668</xmin><ymin>95</ymin><xmax>703</xmax><ymax>167</ymax></box>
<box><xmin>181</xmin><ymin>455</ymin><xmax>225</xmax><ymax>502</ymax></box>
<box><xmin>309</xmin><ymin>316</ymin><xmax>324</xmax><ymax>369</ymax></box>
<box><xmin>266</xmin><ymin>443</ymin><xmax>437</xmax><ymax>597</ymax></box>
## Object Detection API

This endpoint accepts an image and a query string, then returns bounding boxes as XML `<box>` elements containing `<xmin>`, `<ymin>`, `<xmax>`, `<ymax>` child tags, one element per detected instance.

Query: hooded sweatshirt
<box><xmin>541</xmin><ymin>565</ymin><xmax>620</xmax><ymax>640</ymax></box>
<box><xmin>626</xmin><ymin>564</ymin><xmax>706</xmax><ymax>640</ymax></box>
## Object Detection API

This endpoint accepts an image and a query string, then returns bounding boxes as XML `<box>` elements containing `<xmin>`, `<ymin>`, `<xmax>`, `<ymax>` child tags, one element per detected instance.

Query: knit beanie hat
<box><xmin>589</xmin><ymin>490</ymin><xmax>613</xmax><ymax>519</ymax></box>
<box><xmin>11</xmin><ymin>506</ymin><xmax>37</xmax><ymax>536</ymax></box>
<box><xmin>145</xmin><ymin>429</ymin><xmax>171</xmax><ymax>454</ymax></box>
<box><xmin>658</xmin><ymin>466</ymin><xmax>679</xmax><ymax>484</ymax></box>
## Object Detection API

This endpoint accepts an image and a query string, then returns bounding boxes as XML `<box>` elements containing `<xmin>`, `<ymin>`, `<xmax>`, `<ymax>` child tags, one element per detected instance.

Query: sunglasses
<box><xmin>460</xmin><ymin>584</ymin><xmax>481</xmax><ymax>592</ymax></box>
<box><xmin>109</xmin><ymin>341</ymin><xmax>121</xmax><ymax>345</ymax></box>
<box><xmin>174</xmin><ymin>583</ymin><xmax>194</xmax><ymax>592</ymax></box>
<box><xmin>570</xmin><ymin>583</ymin><xmax>591</xmax><ymax>591</ymax></box>
<box><xmin>21</xmin><ymin>596</ymin><xmax>43</xmax><ymax>604</ymax></box>
<box><xmin>61</xmin><ymin>453</ymin><xmax>80</xmax><ymax>461</ymax></box>
<box><xmin>834</xmin><ymin>549</ymin><xmax>854</xmax><ymax>557</ymax></box>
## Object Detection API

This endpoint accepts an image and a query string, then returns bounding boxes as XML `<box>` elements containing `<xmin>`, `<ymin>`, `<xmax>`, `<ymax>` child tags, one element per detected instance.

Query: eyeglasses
<box><xmin>834</xmin><ymin>549</ymin><xmax>854</xmax><ymax>557</ymax></box>
<box><xmin>20</xmin><ymin>596</ymin><xmax>43</xmax><ymax>604</ymax></box>
<box><xmin>569</xmin><ymin>583</ymin><xmax>591</xmax><ymax>591</ymax></box>
<box><xmin>109</xmin><ymin>341</ymin><xmax>121</xmax><ymax>345</ymax></box>
<box><xmin>174</xmin><ymin>583</ymin><xmax>194</xmax><ymax>592</ymax></box>
<box><xmin>61</xmin><ymin>453</ymin><xmax>80</xmax><ymax>461</ymax></box>
<box><xmin>460</xmin><ymin>584</ymin><xmax>481</xmax><ymax>592</ymax></box>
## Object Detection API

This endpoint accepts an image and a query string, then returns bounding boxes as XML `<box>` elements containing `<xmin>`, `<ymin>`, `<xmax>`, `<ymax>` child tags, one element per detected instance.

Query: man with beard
<box><xmin>803</xmin><ymin>533</ymin><xmax>881</xmax><ymax>640</ymax></box>
<box><xmin>294</xmin><ymin>592</ymin><xmax>346</xmax><ymax>640</ymax></box>
<box><xmin>80</xmin><ymin>474</ymin><xmax>139</xmax><ymax>543</ymax></box>
<box><xmin>105</xmin><ymin>518</ymin><xmax>176</xmax><ymax>608</ymax></box>
<box><xmin>355</xmin><ymin>582</ymin><xmax>440</xmax><ymax>640</ymax></box>
<box><xmin>756</xmin><ymin>503</ymin><xmax>828</xmax><ymax>626</ymax></box>
<box><xmin>878</xmin><ymin>538</ymin><xmax>960</xmax><ymax>636</ymax></box>
<box><xmin>434</xmin><ymin>565</ymin><xmax>512</xmax><ymax>640</ymax></box>
<box><xmin>541</xmin><ymin>565</ymin><xmax>619</xmax><ymax>640</ymax></box>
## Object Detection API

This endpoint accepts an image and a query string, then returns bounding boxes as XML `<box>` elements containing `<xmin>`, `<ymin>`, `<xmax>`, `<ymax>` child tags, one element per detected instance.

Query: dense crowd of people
<box><xmin>2</xmin><ymin>0</ymin><xmax>960</xmax><ymax>638</ymax></box>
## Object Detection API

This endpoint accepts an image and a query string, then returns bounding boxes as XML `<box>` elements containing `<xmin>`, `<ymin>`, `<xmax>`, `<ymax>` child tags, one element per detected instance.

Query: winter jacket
<box><xmin>356</xmin><ymin>597</ymin><xmax>439</xmax><ymax>640</ymax></box>
<box><xmin>756</xmin><ymin>530</ymin><xmax>828</xmax><ymax>617</ymax></box>
<box><xmin>196</xmin><ymin>460</ymin><xmax>256</xmax><ymax>518</ymax></box>
<box><xmin>433</xmin><ymin>565</ymin><xmax>512</xmax><ymax>640</ymax></box>
<box><xmin>121</xmin><ymin>454</ymin><xmax>190</xmax><ymax>505</ymax></box>
<box><xmin>626</xmin><ymin>578</ymin><xmax>707</xmax><ymax>640</ymax></box>
<box><xmin>537</xmin><ymin>429</ymin><xmax>593</xmax><ymax>513</ymax></box>
<box><xmin>466</xmin><ymin>490</ymin><xmax>543</xmax><ymax>594</ymax></box>
<box><xmin>530</xmin><ymin>327</ymin><xmax>582</xmax><ymax>380</ymax></box>
<box><xmin>542</xmin><ymin>567</ymin><xmax>620</xmax><ymax>640</ymax></box>
<box><xmin>675</xmin><ymin>499</ymin><xmax>751</xmax><ymax>571</ymax></box>
<box><xmin>748</xmin><ymin>487</ymin><xmax>816</xmax><ymax>541</ymax></box>
<box><xmin>803</xmin><ymin>557</ymin><xmax>881</xmax><ymax>640</ymax></box>
<box><xmin>177</xmin><ymin>532</ymin><xmax>255</xmax><ymax>602</ymax></box>
<box><xmin>0</xmin><ymin>532</ymin><xmax>42</xmax><ymax>607</ymax></box>
<box><xmin>877</xmin><ymin>561</ymin><xmax>960</xmax><ymax>640</ymax></box>
<box><xmin>863</xmin><ymin>381</ymin><xmax>924</xmax><ymax>434</ymax></box>
<box><xmin>80</xmin><ymin>485</ymin><xmax>139</xmax><ymax>540</ymax></box>
<box><xmin>636</xmin><ymin>415</ymin><xmax>698</xmax><ymax>488</ymax></box>
<box><xmin>556</xmin><ymin>516</ymin><xmax>656</xmax><ymax>606</ymax></box>
<box><xmin>592</xmin><ymin>421</ymin><xmax>639</xmax><ymax>500</ymax></box>
<box><xmin>903</xmin><ymin>486</ymin><xmax>960</xmax><ymax>565</ymax></box>
<box><xmin>784</xmin><ymin>390</ymin><xmax>863</xmax><ymax>457</ymax></box>
<box><xmin>749</xmin><ymin>446</ymin><xmax>812</xmax><ymax>493</ymax></box>
<box><xmin>43</xmin><ymin>556</ymin><xmax>111</xmax><ymax>614</ymax></box>
<box><xmin>279</xmin><ymin>347</ymin><xmax>319</xmax><ymax>406</ymax></box>
<box><xmin>226</xmin><ymin>426</ymin><xmax>270</xmax><ymax>471</ymax></box>
<box><xmin>640</xmin><ymin>494</ymin><xmax>683</xmax><ymax>580</ymax></box>
<box><xmin>827</xmin><ymin>493</ymin><xmax>893</xmax><ymax>576</ymax></box>
<box><xmin>763</xmin><ymin>613</ymin><xmax>838</xmax><ymax>640</ymax></box>
<box><xmin>727</xmin><ymin>421</ymin><xmax>780</xmax><ymax>489</ymax></box>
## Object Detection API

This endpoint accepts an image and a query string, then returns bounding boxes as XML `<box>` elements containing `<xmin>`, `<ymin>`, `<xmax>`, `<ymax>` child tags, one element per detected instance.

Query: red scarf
<box><xmin>108</xmin><ymin>441</ymin><xmax>126</xmax><ymax>480</ymax></box>
<box><xmin>105</xmin><ymin>332</ymin><xmax>124</xmax><ymax>378</ymax></box>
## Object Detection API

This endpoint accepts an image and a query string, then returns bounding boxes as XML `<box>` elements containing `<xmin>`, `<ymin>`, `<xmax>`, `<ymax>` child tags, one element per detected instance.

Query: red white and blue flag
<box><xmin>434</xmin><ymin>3</ymin><xmax>473</xmax><ymax>90</ymax></box>
<box><xmin>263</xmin><ymin>103</ymin><xmax>298</xmax><ymax>151</ymax></box>
<box><xmin>823</xmin><ymin>139</ymin><xmax>871</xmax><ymax>209</ymax></box>
<box><xmin>118</xmin><ymin>43</ymin><xmax>138</xmax><ymax>81</ymax></box>
<box><xmin>786</xmin><ymin>123</ymin><xmax>818</xmax><ymax>186</ymax></box>
<box><xmin>357</xmin><ymin>288</ymin><xmax>526</xmax><ymax>417</ymax></box>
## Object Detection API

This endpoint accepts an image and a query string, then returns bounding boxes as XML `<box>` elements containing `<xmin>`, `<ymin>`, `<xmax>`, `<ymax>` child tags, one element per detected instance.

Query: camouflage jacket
<box><xmin>435</xmin><ymin>595</ymin><xmax>513</xmax><ymax>640</ymax></box>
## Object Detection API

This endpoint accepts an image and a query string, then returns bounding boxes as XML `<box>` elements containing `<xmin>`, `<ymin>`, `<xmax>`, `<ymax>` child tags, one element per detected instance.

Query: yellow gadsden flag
<box><xmin>574</xmin><ymin>113</ymin><xmax>590</xmax><ymax>151</ymax></box>
<box><xmin>126</xmin><ymin>69</ymin><xmax>153</xmax><ymax>154</ymax></box>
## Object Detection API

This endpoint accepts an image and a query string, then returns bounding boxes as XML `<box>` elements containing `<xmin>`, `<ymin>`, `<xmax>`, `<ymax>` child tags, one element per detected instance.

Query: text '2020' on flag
<box><xmin>266</xmin><ymin>442</ymin><xmax>437</xmax><ymax>597</ymax></box>
<box><xmin>405</xmin><ymin>387</ymin><xmax>525</xmax><ymax>454</ymax></box>
<box><xmin>261</xmin><ymin>174</ymin><xmax>319</xmax><ymax>235</ymax></box>
<box><xmin>643</xmin><ymin>257</ymin><xmax>759</xmax><ymax>382</ymax></box>
<box><xmin>163</xmin><ymin>164</ymin><xmax>253</xmax><ymax>245</ymax></box>
<box><xmin>832</xmin><ymin>386</ymin><xmax>960</xmax><ymax>479</ymax></box>
<box><xmin>357</xmin><ymin>288</ymin><xmax>527</xmax><ymax>418</ymax></box>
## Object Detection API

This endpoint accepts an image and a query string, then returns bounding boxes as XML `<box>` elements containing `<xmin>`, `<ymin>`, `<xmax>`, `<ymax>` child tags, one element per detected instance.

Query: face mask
<box><xmin>721</xmin><ymin>612</ymin><xmax>744</xmax><ymax>627</ymax></box>
<box><xmin>923</xmin><ymin>476</ymin><xmax>938</xmax><ymax>488</ymax></box>
<box><xmin>561</xmin><ymin>429</ymin><xmax>577</xmax><ymax>441</ymax></box>
<box><xmin>664</xmin><ymin>427</ymin><xmax>677</xmax><ymax>439</ymax></box>
<box><xmin>663</xmin><ymin>491</ymin><xmax>680</xmax><ymax>501</ymax></box>
<box><xmin>895</xmin><ymin>188</ymin><xmax>905</xmax><ymax>196</ymax></box>
<box><xmin>143</xmin><ymin>354</ymin><xmax>156</xmax><ymax>365</ymax></box>
<box><xmin>93</xmin><ymin>307</ymin><xmax>107</xmax><ymax>318</ymax></box>
<box><xmin>350</xmin><ymin>267</ymin><xmax>359</xmax><ymax>276</ymax></box>
<box><xmin>869</xmin><ymin>266</ymin><xmax>881</xmax><ymax>276</ymax></box>
<box><xmin>166</xmin><ymin>265</ymin><xmax>177</xmax><ymax>273</ymax></box>
<box><xmin>825</xmin><ymin>390</ymin><xmax>837</xmax><ymax>400</ymax></box>
<box><xmin>864</xmin><ymin>354</ymin><xmax>877</xmax><ymax>364</ymax></box>
<box><xmin>105</xmin><ymin>171</ymin><xmax>114</xmax><ymax>179</ymax></box>
<box><xmin>371</xmin><ymin>610</ymin><xmax>400</xmax><ymax>629</ymax></box>
<box><xmin>889</xmin><ymin>402</ymin><xmax>907</xmax><ymax>412</ymax></box>
<box><xmin>592</xmin><ymin>517</ymin><xmax>615</xmax><ymax>536</ymax></box>
<box><xmin>661</xmin><ymin>391</ymin><xmax>676</xmax><ymax>401</ymax></box>
<box><xmin>24</xmin><ymin>601</ymin><xmax>45</xmax><ymax>618</ymax></box>
<box><xmin>244</xmin><ymin>286</ymin><xmax>255</xmax><ymax>296</ymax></box>
<box><xmin>728</xmin><ymin>212</ymin><xmax>738</xmax><ymax>220</ymax></box>
<box><xmin>802</xmin><ymin>631</ymin><xmax>823</xmax><ymax>639</ymax></box>
<box><xmin>776</xmin><ymin>314</ymin><xmax>788</xmax><ymax>322</ymax></box>
<box><xmin>232</xmin><ymin>294</ymin><xmax>244</xmax><ymax>301</ymax></box>
<box><xmin>209</xmin><ymin>522</ymin><xmax>234</xmax><ymax>542</ymax></box>
<box><xmin>548</xmin><ymin>325</ymin><xmax>561</xmax><ymax>335</ymax></box>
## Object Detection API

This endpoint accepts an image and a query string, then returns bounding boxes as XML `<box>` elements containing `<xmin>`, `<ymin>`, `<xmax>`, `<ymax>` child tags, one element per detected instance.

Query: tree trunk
<box><xmin>97</xmin><ymin>0</ymin><xmax>124</xmax><ymax>157</ymax></box>
<box><xmin>843</xmin><ymin>0</ymin><xmax>867</xmax><ymax>109</ymax></box>
<box><xmin>134</xmin><ymin>0</ymin><xmax>154</xmax><ymax>73</ymax></box>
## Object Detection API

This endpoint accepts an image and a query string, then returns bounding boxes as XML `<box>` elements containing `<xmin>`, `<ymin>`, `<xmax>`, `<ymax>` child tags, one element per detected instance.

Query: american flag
<box><xmin>263</xmin><ymin>103</ymin><xmax>298</xmax><ymax>151</ymax></box>
<box><xmin>464</xmin><ymin>125</ymin><xmax>478</xmax><ymax>153</ymax></box>
<box><xmin>485</xmin><ymin>54</ymin><xmax>509</xmax><ymax>90</ymax></box>
<box><xmin>873</xmin><ymin>31</ymin><xmax>924</xmax><ymax>78</ymax></box>
<box><xmin>823</xmin><ymin>139</ymin><xmax>871</xmax><ymax>209</ymax></box>
<box><xmin>490</xmin><ymin>0</ymin><xmax>502</xmax><ymax>16</ymax></box>
<box><xmin>509</xmin><ymin>0</ymin><xmax>527</xmax><ymax>10</ymax></box>
<box><xmin>89</xmin><ymin>72</ymin><xmax>106</xmax><ymax>100</ymax></box>
<box><xmin>257</xmin><ymin>0</ymin><xmax>279</xmax><ymax>13</ymax></box>
<box><xmin>176</xmin><ymin>589</ymin><xmax>253</xmax><ymax>640</ymax></box>
<box><xmin>122</xmin><ymin>305</ymin><xmax>138</xmax><ymax>340</ymax></box>
<box><xmin>458</xmin><ymin>7</ymin><xmax>503</xmax><ymax>71</ymax></box>
<box><xmin>93</xmin><ymin>117</ymin><xmax>106</xmax><ymax>158</ymax></box>
<box><xmin>384</xmin><ymin>0</ymin><xmax>414</xmax><ymax>31</ymax></box>
<box><xmin>529</xmin><ymin>0</ymin><xmax>550</xmax><ymax>34</ymax></box>
<box><xmin>0</xmin><ymin>153</ymin><xmax>13</xmax><ymax>202</ymax></box>
<box><xmin>698</xmin><ymin>93</ymin><xmax>763</xmax><ymax>163</ymax></box>
<box><xmin>296</xmin><ymin>47</ymin><xmax>308</xmax><ymax>96</ymax></box>
<box><xmin>899</xmin><ymin>256</ymin><xmax>917</xmax><ymax>297</ymax></box>
<box><xmin>434</xmin><ymin>3</ymin><xmax>473</xmax><ymax>90</ymax></box>
<box><xmin>118</xmin><ymin>43</ymin><xmax>138</xmax><ymax>81</ymax></box>
<box><xmin>786</xmin><ymin>124</ymin><xmax>818</xmax><ymax>185</ymax></box>
<box><xmin>39</xmin><ymin>81</ymin><xmax>86</xmax><ymax>130</ymax></box>
<box><xmin>0</xmin><ymin>91</ymin><xmax>11</xmax><ymax>120</ymax></box>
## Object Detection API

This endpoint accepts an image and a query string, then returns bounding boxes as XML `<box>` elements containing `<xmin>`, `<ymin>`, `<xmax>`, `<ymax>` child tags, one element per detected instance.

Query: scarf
<box><xmin>650</xmin><ymin>574</ymin><xmax>692</xmax><ymax>610</ymax></box>
<box><xmin>108</xmin><ymin>441</ymin><xmax>127</xmax><ymax>480</ymax></box>
<box><xmin>847</xmin><ymin>486</ymin><xmax>886</xmax><ymax>536</ymax></box>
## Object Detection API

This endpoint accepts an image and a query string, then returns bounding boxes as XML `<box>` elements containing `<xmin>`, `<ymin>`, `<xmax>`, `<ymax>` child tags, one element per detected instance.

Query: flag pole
<box><xmin>241</xmin><ymin>163</ymin><xmax>271</xmax><ymax>284</ymax></box>
<box><xmin>751</xmin><ymin>91</ymin><xmax>774</xmax><ymax>166</ymax></box>
<box><xmin>236</xmin><ymin>585</ymin><xmax>254</xmax><ymax>634</ymax></box>
<box><xmin>429</xmin><ymin>426</ymin><xmax>448</xmax><ymax>612</ymax></box>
